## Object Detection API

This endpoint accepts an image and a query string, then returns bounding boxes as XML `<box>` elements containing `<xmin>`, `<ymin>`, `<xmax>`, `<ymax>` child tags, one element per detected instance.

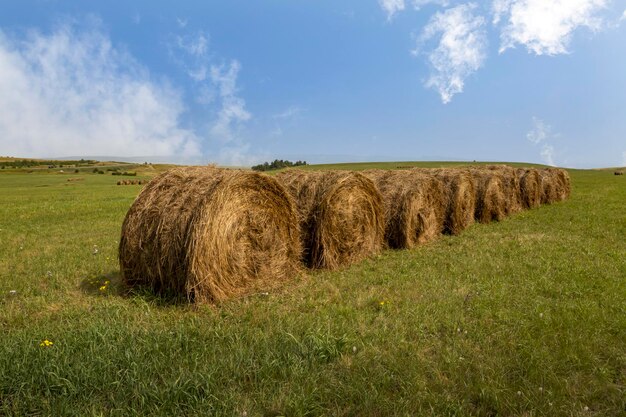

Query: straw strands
<box><xmin>119</xmin><ymin>167</ymin><xmax>301</xmax><ymax>302</ymax></box>
<box><xmin>276</xmin><ymin>170</ymin><xmax>384</xmax><ymax>269</ymax></box>
<box><xmin>468</xmin><ymin>169</ymin><xmax>506</xmax><ymax>223</ymax></box>
<box><xmin>517</xmin><ymin>168</ymin><xmax>541</xmax><ymax>209</ymax></box>
<box><xmin>422</xmin><ymin>169</ymin><xmax>476</xmax><ymax>235</ymax></box>
<box><xmin>363</xmin><ymin>169</ymin><xmax>445</xmax><ymax>248</ymax></box>
<box><xmin>118</xmin><ymin>164</ymin><xmax>571</xmax><ymax>303</ymax></box>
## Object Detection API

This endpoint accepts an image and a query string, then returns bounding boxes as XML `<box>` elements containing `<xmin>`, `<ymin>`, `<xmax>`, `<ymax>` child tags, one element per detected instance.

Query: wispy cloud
<box><xmin>526</xmin><ymin>116</ymin><xmax>550</xmax><ymax>144</ymax></box>
<box><xmin>494</xmin><ymin>0</ymin><xmax>609</xmax><ymax>55</ymax></box>
<box><xmin>172</xmin><ymin>31</ymin><xmax>211</xmax><ymax>81</ymax></box>
<box><xmin>413</xmin><ymin>0</ymin><xmax>452</xmax><ymax>10</ymax></box>
<box><xmin>209</xmin><ymin>61</ymin><xmax>251</xmax><ymax>143</ymax></box>
<box><xmin>0</xmin><ymin>20</ymin><xmax>200</xmax><ymax>159</ymax></box>
<box><xmin>273</xmin><ymin>106</ymin><xmax>302</xmax><ymax>120</ymax></box>
<box><xmin>270</xmin><ymin>106</ymin><xmax>303</xmax><ymax>137</ymax></box>
<box><xmin>527</xmin><ymin>117</ymin><xmax>557</xmax><ymax>166</ymax></box>
<box><xmin>379</xmin><ymin>0</ymin><xmax>451</xmax><ymax>19</ymax></box>
<box><xmin>169</xmin><ymin>27</ymin><xmax>253</xmax><ymax>163</ymax></box>
<box><xmin>540</xmin><ymin>144</ymin><xmax>555</xmax><ymax>167</ymax></box>
<box><xmin>621</xmin><ymin>151</ymin><xmax>626</xmax><ymax>167</ymax></box>
<box><xmin>417</xmin><ymin>3</ymin><xmax>487</xmax><ymax>103</ymax></box>
<box><xmin>379</xmin><ymin>0</ymin><xmax>406</xmax><ymax>20</ymax></box>
<box><xmin>177</xmin><ymin>18</ymin><xmax>188</xmax><ymax>29</ymax></box>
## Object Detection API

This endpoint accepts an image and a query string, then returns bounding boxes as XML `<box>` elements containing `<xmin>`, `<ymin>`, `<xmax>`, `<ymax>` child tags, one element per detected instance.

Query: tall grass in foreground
<box><xmin>0</xmin><ymin>167</ymin><xmax>624</xmax><ymax>416</ymax></box>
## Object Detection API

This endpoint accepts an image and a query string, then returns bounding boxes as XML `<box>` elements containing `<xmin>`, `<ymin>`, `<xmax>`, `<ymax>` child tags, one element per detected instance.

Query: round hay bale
<box><xmin>422</xmin><ymin>169</ymin><xmax>476</xmax><ymax>235</ymax></box>
<box><xmin>552</xmin><ymin>168</ymin><xmax>571</xmax><ymax>201</ymax></box>
<box><xmin>486</xmin><ymin>165</ymin><xmax>523</xmax><ymax>215</ymax></box>
<box><xmin>468</xmin><ymin>169</ymin><xmax>506</xmax><ymax>223</ymax></box>
<box><xmin>363</xmin><ymin>169</ymin><xmax>445</xmax><ymax>249</ymax></box>
<box><xmin>119</xmin><ymin>167</ymin><xmax>301</xmax><ymax>302</ymax></box>
<box><xmin>538</xmin><ymin>169</ymin><xmax>559</xmax><ymax>204</ymax></box>
<box><xmin>516</xmin><ymin>168</ymin><xmax>541</xmax><ymax>209</ymax></box>
<box><xmin>276</xmin><ymin>170</ymin><xmax>384</xmax><ymax>269</ymax></box>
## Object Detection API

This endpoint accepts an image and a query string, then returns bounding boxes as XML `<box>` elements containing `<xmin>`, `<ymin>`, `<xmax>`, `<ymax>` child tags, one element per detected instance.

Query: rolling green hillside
<box><xmin>0</xmin><ymin>163</ymin><xmax>624</xmax><ymax>416</ymax></box>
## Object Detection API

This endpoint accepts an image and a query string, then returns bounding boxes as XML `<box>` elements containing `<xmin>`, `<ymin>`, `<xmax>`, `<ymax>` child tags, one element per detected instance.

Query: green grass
<box><xmin>0</xmin><ymin>164</ymin><xmax>625</xmax><ymax>416</ymax></box>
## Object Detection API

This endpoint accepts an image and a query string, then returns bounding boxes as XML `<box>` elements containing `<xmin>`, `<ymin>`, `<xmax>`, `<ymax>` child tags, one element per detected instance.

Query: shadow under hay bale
<box><xmin>276</xmin><ymin>170</ymin><xmax>384</xmax><ymax>270</ymax></box>
<box><xmin>468</xmin><ymin>168</ymin><xmax>506</xmax><ymax>223</ymax></box>
<box><xmin>119</xmin><ymin>167</ymin><xmax>301</xmax><ymax>303</ymax></box>
<box><xmin>485</xmin><ymin>165</ymin><xmax>523</xmax><ymax>215</ymax></box>
<box><xmin>363</xmin><ymin>169</ymin><xmax>444</xmax><ymax>249</ymax></box>
<box><xmin>517</xmin><ymin>168</ymin><xmax>541</xmax><ymax>209</ymax></box>
<box><xmin>420</xmin><ymin>169</ymin><xmax>476</xmax><ymax>235</ymax></box>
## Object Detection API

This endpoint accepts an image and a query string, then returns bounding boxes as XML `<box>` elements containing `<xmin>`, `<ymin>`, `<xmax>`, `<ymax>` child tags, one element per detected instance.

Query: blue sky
<box><xmin>0</xmin><ymin>1</ymin><xmax>625</xmax><ymax>167</ymax></box>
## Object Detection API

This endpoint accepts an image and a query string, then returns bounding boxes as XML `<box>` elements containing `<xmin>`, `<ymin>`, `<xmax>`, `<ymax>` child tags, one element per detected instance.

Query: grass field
<box><xmin>0</xmin><ymin>164</ymin><xmax>625</xmax><ymax>416</ymax></box>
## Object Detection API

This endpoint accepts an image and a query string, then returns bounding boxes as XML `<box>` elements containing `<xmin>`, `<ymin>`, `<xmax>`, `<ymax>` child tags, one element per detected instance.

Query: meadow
<box><xmin>0</xmin><ymin>163</ymin><xmax>624</xmax><ymax>416</ymax></box>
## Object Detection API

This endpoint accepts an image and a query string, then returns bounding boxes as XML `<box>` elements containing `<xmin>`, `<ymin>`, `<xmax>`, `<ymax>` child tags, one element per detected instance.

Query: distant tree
<box><xmin>251</xmin><ymin>159</ymin><xmax>307</xmax><ymax>172</ymax></box>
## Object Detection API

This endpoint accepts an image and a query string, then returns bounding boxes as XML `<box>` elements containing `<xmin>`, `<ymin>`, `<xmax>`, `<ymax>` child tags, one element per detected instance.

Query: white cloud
<box><xmin>168</xmin><ymin>27</ymin><xmax>253</xmax><ymax>164</ymax></box>
<box><xmin>0</xmin><ymin>22</ymin><xmax>200</xmax><ymax>159</ymax></box>
<box><xmin>494</xmin><ymin>0</ymin><xmax>608</xmax><ymax>55</ymax></box>
<box><xmin>379</xmin><ymin>0</ymin><xmax>451</xmax><ymax>19</ymax></box>
<box><xmin>270</xmin><ymin>106</ymin><xmax>303</xmax><ymax>137</ymax></box>
<box><xmin>177</xmin><ymin>18</ymin><xmax>188</xmax><ymax>28</ymax></box>
<box><xmin>622</xmin><ymin>9</ymin><xmax>626</xmax><ymax>21</ymax></box>
<box><xmin>540</xmin><ymin>144</ymin><xmax>555</xmax><ymax>166</ymax></box>
<box><xmin>621</xmin><ymin>151</ymin><xmax>626</xmax><ymax>167</ymax></box>
<box><xmin>526</xmin><ymin>116</ymin><xmax>550</xmax><ymax>144</ymax></box>
<box><xmin>413</xmin><ymin>0</ymin><xmax>451</xmax><ymax>10</ymax></box>
<box><xmin>417</xmin><ymin>3</ymin><xmax>487</xmax><ymax>103</ymax></box>
<box><xmin>379</xmin><ymin>0</ymin><xmax>406</xmax><ymax>20</ymax></box>
<box><xmin>273</xmin><ymin>106</ymin><xmax>302</xmax><ymax>120</ymax></box>
<box><xmin>172</xmin><ymin>31</ymin><xmax>211</xmax><ymax>81</ymax></box>
<box><xmin>527</xmin><ymin>117</ymin><xmax>557</xmax><ymax>166</ymax></box>
<box><xmin>209</xmin><ymin>61</ymin><xmax>251</xmax><ymax>143</ymax></box>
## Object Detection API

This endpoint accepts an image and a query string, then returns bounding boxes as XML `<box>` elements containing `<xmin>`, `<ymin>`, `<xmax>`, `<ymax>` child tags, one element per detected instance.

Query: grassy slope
<box><xmin>0</xmin><ymin>165</ymin><xmax>624</xmax><ymax>416</ymax></box>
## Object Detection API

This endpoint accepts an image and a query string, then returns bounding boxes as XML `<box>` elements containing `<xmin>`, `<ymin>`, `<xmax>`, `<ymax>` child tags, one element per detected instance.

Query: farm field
<box><xmin>0</xmin><ymin>163</ymin><xmax>625</xmax><ymax>416</ymax></box>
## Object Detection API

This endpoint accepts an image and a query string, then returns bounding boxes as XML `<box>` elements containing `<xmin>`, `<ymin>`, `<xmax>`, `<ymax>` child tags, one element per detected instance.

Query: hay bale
<box><xmin>552</xmin><ymin>168</ymin><xmax>571</xmax><ymax>201</ymax></box>
<box><xmin>485</xmin><ymin>165</ymin><xmax>523</xmax><ymax>215</ymax></box>
<box><xmin>119</xmin><ymin>167</ymin><xmax>301</xmax><ymax>302</ymax></box>
<box><xmin>517</xmin><ymin>168</ymin><xmax>541</xmax><ymax>209</ymax></box>
<box><xmin>363</xmin><ymin>169</ymin><xmax>445</xmax><ymax>248</ymax></box>
<box><xmin>468</xmin><ymin>169</ymin><xmax>506</xmax><ymax>223</ymax></box>
<box><xmin>421</xmin><ymin>169</ymin><xmax>476</xmax><ymax>235</ymax></box>
<box><xmin>276</xmin><ymin>170</ymin><xmax>384</xmax><ymax>269</ymax></box>
<box><xmin>538</xmin><ymin>169</ymin><xmax>559</xmax><ymax>204</ymax></box>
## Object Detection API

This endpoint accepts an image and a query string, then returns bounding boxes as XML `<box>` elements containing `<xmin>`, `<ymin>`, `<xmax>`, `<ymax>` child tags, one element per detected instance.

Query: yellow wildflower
<box><xmin>40</xmin><ymin>339</ymin><xmax>53</xmax><ymax>347</ymax></box>
<box><xmin>99</xmin><ymin>285</ymin><xmax>107</xmax><ymax>291</ymax></box>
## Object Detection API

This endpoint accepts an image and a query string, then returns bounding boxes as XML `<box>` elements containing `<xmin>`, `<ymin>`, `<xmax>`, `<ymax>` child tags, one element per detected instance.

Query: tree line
<box><xmin>251</xmin><ymin>159</ymin><xmax>307</xmax><ymax>172</ymax></box>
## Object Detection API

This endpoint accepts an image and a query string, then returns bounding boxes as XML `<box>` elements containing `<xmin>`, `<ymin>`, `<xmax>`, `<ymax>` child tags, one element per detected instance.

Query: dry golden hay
<box><xmin>276</xmin><ymin>170</ymin><xmax>384</xmax><ymax>269</ymax></box>
<box><xmin>467</xmin><ymin>168</ymin><xmax>507</xmax><ymax>223</ymax></box>
<box><xmin>118</xmin><ymin>166</ymin><xmax>301</xmax><ymax>303</ymax></box>
<box><xmin>538</xmin><ymin>169</ymin><xmax>559</xmax><ymax>204</ymax></box>
<box><xmin>551</xmin><ymin>168</ymin><xmax>571</xmax><ymax>201</ymax></box>
<box><xmin>485</xmin><ymin>165</ymin><xmax>523</xmax><ymax>215</ymax></box>
<box><xmin>362</xmin><ymin>169</ymin><xmax>445</xmax><ymax>249</ymax></box>
<box><xmin>417</xmin><ymin>168</ymin><xmax>476</xmax><ymax>235</ymax></box>
<box><xmin>516</xmin><ymin>168</ymin><xmax>541</xmax><ymax>209</ymax></box>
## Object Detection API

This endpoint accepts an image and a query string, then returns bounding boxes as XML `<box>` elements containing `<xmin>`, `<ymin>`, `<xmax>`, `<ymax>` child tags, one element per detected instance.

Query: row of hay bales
<box><xmin>117</xmin><ymin>179</ymin><xmax>147</xmax><ymax>185</ymax></box>
<box><xmin>118</xmin><ymin>165</ymin><xmax>570</xmax><ymax>302</ymax></box>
